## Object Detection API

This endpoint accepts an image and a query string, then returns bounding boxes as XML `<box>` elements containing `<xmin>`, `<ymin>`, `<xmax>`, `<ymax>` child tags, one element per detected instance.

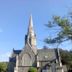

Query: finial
<box><xmin>13</xmin><ymin>48</ymin><xmax>14</xmax><ymax>51</ymax></box>
<box><xmin>29</xmin><ymin>14</ymin><xmax>33</xmax><ymax>28</ymax></box>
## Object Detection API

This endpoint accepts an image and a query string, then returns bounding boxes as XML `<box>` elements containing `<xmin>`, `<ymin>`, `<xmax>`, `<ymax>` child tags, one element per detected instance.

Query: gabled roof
<box><xmin>37</xmin><ymin>48</ymin><xmax>56</xmax><ymax>61</ymax></box>
<box><xmin>13</xmin><ymin>50</ymin><xmax>21</xmax><ymax>54</ymax></box>
<box><xmin>9</xmin><ymin>57</ymin><xmax>16</xmax><ymax>62</ymax></box>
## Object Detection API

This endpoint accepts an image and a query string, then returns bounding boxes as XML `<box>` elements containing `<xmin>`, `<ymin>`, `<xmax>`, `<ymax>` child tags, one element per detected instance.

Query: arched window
<box><xmin>22</xmin><ymin>53</ymin><xmax>32</xmax><ymax>66</ymax></box>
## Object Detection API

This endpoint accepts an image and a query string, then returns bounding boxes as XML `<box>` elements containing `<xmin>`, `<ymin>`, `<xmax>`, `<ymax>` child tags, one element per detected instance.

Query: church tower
<box><xmin>25</xmin><ymin>15</ymin><xmax>37</xmax><ymax>54</ymax></box>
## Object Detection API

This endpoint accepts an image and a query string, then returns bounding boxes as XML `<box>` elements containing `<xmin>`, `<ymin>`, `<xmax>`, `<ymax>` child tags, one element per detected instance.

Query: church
<box><xmin>8</xmin><ymin>15</ymin><xmax>65</xmax><ymax>72</ymax></box>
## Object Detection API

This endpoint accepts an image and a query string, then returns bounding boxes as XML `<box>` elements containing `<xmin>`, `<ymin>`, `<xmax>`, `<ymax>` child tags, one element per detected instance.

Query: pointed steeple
<box><xmin>28</xmin><ymin>14</ymin><xmax>35</xmax><ymax>36</ymax></box>
<box><xmin>29</xmin><ymin>14</ymin><xmax>33</xmax><ymax>28</ymax></box>
<box><xmin>25</xmin><ymin>15</ymin><xmax>37</xmax><ymax>54</ymax></box>
<box><xmin>25</xmin><ymin>15</ymin><xmax>36</xmax><ymax>48</ymax></box>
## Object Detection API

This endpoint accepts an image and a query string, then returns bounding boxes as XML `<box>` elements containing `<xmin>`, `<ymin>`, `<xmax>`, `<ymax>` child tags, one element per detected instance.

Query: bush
<box><xmin>28</xmin><ymin>67</ymin><xmax>37</xmax><ymax>72</ymax></box>
<box><xmin>0</xmin><ymin>62</ymin><xmax>8</xmax><ymax>72</ymax></box>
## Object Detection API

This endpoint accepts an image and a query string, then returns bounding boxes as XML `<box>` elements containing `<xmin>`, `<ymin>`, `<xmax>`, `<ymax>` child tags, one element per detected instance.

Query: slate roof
<box><xmin>9</xmin><ymin>57</ymin><xmax>16</xmax><ymax>62</ymax></box>
<box><xmin>11</xmin><ymin>48</ymin><xmax>59</xmax><ymax>62</ymax></box>
<box><xmin>13</xmin><ymin>50</ymin><xmax>21</xmax><ymax>54</ymax></box>
<box><xmin>37</xmin><ymin>48</ymin><xmax>57</xmax><ymax>61</ymax></box>
<box><xmin>10</xmin><ymin>50</ymin><xmax>21</xmax><ymax>62</ymax></box>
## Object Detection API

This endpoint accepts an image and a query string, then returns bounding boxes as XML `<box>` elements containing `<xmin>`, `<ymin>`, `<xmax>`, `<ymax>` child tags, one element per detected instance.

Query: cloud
<box><xmin>0</xmin><ymin>52</ymin><xmax>11</xmax><ymax>62</ymax></box>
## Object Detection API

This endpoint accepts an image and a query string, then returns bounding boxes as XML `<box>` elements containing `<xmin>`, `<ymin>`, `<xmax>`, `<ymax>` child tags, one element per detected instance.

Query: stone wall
<box><xmin>18</xmin><ymin>66</ymin><xmax>31</xmax><ymax>72</ymax></box>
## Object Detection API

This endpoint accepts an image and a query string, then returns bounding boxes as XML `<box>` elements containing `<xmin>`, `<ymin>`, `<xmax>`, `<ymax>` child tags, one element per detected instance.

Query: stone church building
<box><xmin>8</xmin><ymin>15</ymin><xmax>65</xmax><ymax>72</ymax></box>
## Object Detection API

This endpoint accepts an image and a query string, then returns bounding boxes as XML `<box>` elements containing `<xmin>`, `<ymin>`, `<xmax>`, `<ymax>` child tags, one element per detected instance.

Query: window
<box><xmin>22</xmin><ymin>53</ymin><xmax>32</xmax><ymax>66</ymax></box>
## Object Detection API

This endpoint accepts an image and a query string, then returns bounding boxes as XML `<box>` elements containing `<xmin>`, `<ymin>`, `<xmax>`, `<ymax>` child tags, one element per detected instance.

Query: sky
<box><xmin>0</xmin><ymin>0</ymin><xmax>72</xmax><ymax>61</ymax></box>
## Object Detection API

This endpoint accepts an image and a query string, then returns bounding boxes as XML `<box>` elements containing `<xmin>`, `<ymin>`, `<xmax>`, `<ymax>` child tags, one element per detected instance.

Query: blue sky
<box><xmin>0</xmin><ymin>0</ymin><xmax>72</xmax><ymax>61</ymax></box>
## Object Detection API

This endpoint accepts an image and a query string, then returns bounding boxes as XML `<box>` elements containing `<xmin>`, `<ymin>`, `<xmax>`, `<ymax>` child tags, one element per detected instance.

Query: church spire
<box><xmin>25</xmin><ymin>15</ymin><xmax>36</xmax><ymax>48</ymax></box>
<box><xmin>28</xmin><ymin>14</ymin><xmax>35</xmax><ymax>36</ymax></box>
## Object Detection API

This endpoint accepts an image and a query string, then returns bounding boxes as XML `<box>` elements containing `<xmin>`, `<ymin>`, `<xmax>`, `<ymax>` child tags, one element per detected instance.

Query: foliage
<box><xmin>0</xmin><ymin>62</ymin><xmax>8</xmax><ymax>72</ymax></box>
<box><xmin>28</xmin><ymin>67</ymin><xmax>37</xmax><ymax>72</ymax></box>
<box><xmin>44</xmin><ymin>14</ymin><xmax>72</xmax><ymax>70</ymax></box>
<box><xmin>44</xmin><ymin>15</ymin><xmax>72</xmax><ymax>45</ymax></box>
<box><xmin>60</xmin><ymin>49</ymin><xmax>72</xmax><ymax>69</ymax></box>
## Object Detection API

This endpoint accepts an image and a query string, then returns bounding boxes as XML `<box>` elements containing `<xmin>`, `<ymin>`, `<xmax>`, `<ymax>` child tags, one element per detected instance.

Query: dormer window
<box><xmin>44</xmin><ymin>56</ymin><xmax>48</xmax><ymax>59</ymax></box>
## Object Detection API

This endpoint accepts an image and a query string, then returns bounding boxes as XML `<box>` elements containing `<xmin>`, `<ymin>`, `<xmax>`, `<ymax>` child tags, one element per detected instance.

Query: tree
<box><xmin>28</xmin><ymin>67</ymin><xmax>37</xmax><ymax>72</ymax></box>
<box><xmin>60</xmin><ymin>49</ymin><xmax>72</xmax><ymax>70</ymax></box>
<box><xmin>44</xmin><ymin>15</ymin><xmax>72</xmax><ymax>47</ymax></box>
<box><xmin>0</xmin><ymin>62</ymin><xmax>8</xmax><ymax>72</ymax></box>
<box><xmin>44</xmin><ymin>14</ymin><xmax>72</xmax><ymax>70</ymax></box>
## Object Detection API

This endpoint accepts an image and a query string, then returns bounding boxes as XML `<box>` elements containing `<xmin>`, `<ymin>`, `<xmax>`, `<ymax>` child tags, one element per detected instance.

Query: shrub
<box><xmin>28</xmin><ymin>67</ymin><xmax>37</xmax><ymax>72</ymax></box>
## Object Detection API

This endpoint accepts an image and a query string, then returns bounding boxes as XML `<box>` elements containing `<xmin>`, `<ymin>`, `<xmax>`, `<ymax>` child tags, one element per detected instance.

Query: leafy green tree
<box><xmin>44</xmin><ymin>15</ymin><xmax>72</xmax><ymax>47</ymax></box>
<box><xmin>28</xmin><ymin>67</ymin><xmax>37</xmax><ymax>72</ymax></box>
<box><xmin>60</xmin><ymin>49</ymin><xmax>72</xmax><ymax>70</ymax></box>
<box><xmin>0</xmin><ymin>62</ymin><xmax>8</xmax><ymax>72</ymax></box>
<box><xmin>44</xmin><ymin>14</ymin><xmax>72</xmax><ymax>70</ymax></box>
